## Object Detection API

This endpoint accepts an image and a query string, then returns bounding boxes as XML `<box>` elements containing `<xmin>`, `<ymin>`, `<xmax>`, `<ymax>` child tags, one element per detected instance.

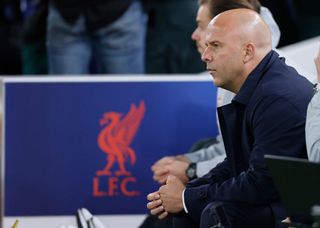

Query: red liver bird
<box><xmin>96</xmin><ymin>101</ymin><xmax>146</xmax><ymax>176</ymax></box>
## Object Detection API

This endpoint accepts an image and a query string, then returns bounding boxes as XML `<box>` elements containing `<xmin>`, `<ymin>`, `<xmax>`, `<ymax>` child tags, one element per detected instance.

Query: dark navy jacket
<box><xmin>184</xmin><ymin>50</ymin><xmax>314</xmax><ymax>223</ymax></box>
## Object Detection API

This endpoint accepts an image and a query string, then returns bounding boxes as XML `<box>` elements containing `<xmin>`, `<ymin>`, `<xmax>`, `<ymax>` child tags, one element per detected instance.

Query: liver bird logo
<box><xmin>96</xmin><ymin>101</ymin><xmax>146</xmax><ymax>176</ymax></box>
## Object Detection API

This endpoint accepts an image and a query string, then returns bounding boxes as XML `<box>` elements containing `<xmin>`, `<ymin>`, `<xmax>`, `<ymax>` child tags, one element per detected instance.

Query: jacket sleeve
<box><xmin>184</xmin><ymin>134</ymin><xmax>226</xmax><ymax>163</ymax></box>
<box><xmin>196</xmin><ymin>154</ymin><xmax>226</xmax><ymax>177</ymax></box>
<box><xmin>186</xmin><ymin>158</ymin><xmax>231</xmax><ymax>188</ymax></box>
<box><xmin>184</xmin><ymin>96</ymin><xmax>308</xmax><ymax>223</ymax></box>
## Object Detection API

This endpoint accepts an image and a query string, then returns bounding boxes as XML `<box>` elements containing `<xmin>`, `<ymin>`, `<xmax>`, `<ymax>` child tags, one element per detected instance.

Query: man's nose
<box><xmin>201</xmin><ymin>47</ymin><xmax>211</xmax><ymax>62</ymax></box>
<box><xmin>191</xmin><ymin>29</ymin><xmax>199</xmax><ymax>41</ymax></box>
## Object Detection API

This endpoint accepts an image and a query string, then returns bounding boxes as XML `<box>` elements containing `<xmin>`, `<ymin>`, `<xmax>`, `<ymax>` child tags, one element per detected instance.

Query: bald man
<box><xmin>147</xmin><ymin>9</ymin><xmax>313</xmax><ymax>228</ymax></box>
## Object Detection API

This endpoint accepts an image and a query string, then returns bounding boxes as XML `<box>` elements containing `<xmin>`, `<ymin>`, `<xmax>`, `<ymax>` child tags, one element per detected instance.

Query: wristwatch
<box><xmin>186</xmin><ymin>163</ymin><xmax>197</xmax><ymax>180</ymax></box>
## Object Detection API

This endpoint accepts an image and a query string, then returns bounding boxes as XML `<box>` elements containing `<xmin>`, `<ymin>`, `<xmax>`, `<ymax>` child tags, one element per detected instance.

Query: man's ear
<box><xmin>243</xmin><ymin>43</ymin><xmax>254</xmax><ymax>64</ymax></box>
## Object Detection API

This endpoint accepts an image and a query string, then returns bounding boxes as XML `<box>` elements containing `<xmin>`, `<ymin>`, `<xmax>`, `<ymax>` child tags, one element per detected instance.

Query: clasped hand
<box><xmin>151</xmin><ymin>156</ymin><xmax>190</xmax><ymax>184</ymax></box>
<box><xmin>147</xmin><ymin>175</ymin><xmax>186</xmax><ymax>219</ymax></box>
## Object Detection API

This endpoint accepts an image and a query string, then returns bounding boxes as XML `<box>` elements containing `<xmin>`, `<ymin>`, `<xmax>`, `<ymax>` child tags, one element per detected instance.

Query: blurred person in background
<box><xmin>259</xmin><ymin>0</ymin><xmax>320</xmax><ymax>47</ymax></box>
<box><xmin>20</xmin><ymin>0</ymin><xmax>48</xmax><ymax>74</ymax></box>
<box><xmin>0</xmin><ymin>0</ymin><xmax>22</xmax><ymax>75</ymax></box>
<box><xmin>46</xmin><ymin>0</ymin><xmax>147</xmax><ymax>75</ymax></box>
<box><xmin>145</xmin><ymin>0</ymin><xmax>205</xmax><ymax>73</ymax></box>
<box><xmin>286</xmin><ymin>0</ymin><xmax>320</xmax><ymax>40</ymax></box>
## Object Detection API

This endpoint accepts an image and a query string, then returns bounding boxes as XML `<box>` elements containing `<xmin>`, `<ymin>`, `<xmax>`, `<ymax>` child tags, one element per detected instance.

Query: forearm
<box><xmin>196</xmin><ymin>154</ymin><xmax>226</xmax><ymax>177</ymax></box>
<box><xmin>187</xmin><ymin>159</ymin><xmax>230</xmax><ymax>188</ymax></box>
<box><xmin>184</xmin><ymin>135</ymin><xmax>226</xmax><ymax>163</ymax></box>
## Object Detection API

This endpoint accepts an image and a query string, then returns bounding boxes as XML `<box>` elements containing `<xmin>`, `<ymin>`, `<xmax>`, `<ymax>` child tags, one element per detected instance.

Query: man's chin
<box><xmin>213</xmin><ymin>81</ymin><xmax>220</xmax><ymax>87</ymax></box>
<box><xmin>212</xmin><ymin>78</ymin><xmax>222</xmax><ymax>88</ymax></box>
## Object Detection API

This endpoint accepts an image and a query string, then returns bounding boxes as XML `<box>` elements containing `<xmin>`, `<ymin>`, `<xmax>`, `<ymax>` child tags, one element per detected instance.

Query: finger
<box><xmin>158</xmin><ymin>211</ymin><xmax>169</xmax><ymax>220</ymax></box>
<box><xmin>158</xmin><ymin>176</ymin><xmax>168</xmax><ymax>184</ymax></box>
<box><xmin>153</xmin><ymin>174</ymin><xmax>167</xmax><ymax>184</ymax></box>
<box><xmin>151</xmin><ymin>162</ymin><xmax>164</xmax><ymax>171</ymax></box>
<box><xmin>151</xmin><ymin>164</ymin><xmax>167</xmax><ymax>172</ymax></box>
<box><xmin>147</xmin><ymin>192</ymin><xmax>155</xmax><ymax>201</ymax></box>
<box><xmin>147</xmin><ymin>199</ymin><xmax>162</xmax><ymax>210</ymax></box>
<box><xmin>152</xmin><ymin>157</ymin><xmax>170</xmax><ymax>168</ymax></box>
<box><xmin>151</xmin><ymin>164</ymin><xmax>160</xmax><ymax>172</ymax></box>
<box><xmin>159</xmin><ymin>185</ymin><xmax>167</xmax><ymax>194</ymax></box>
<box><xmin>154</xmin><ymin>167</ymin><xmax>169</xmax><ymax>176</ymax></box>
<box><xmin>153</xmin><ymin>174</ymin><xmax>160</xmax><ymax>182</ymax></box>
<box><xmin>147</xmin><ymin>192</ymin><xmax>160</xmax><ymax>201</ymax></box>
<box><xmin>150</xmin><ymin>205</ymin><xmax>165</xmax><ymax>215</ymax></box>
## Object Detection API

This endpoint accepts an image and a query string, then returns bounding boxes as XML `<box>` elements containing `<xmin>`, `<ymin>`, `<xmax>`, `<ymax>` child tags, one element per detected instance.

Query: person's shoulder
<box><xmin>254</xmin><ymin>61</ymin><xmax>313</xmax><ymax>107</ymax></box>
<box><xmin>263</xmin><ymin>54</ymin><xmax>313</xmax><ymax>91</ymax></box>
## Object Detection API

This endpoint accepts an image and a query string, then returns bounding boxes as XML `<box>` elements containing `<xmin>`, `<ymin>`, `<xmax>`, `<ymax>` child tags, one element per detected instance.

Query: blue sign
<box><xmin>4</xmin><ymin>78</ymin><xmax>218</xmax><ymax>216</ymax></box>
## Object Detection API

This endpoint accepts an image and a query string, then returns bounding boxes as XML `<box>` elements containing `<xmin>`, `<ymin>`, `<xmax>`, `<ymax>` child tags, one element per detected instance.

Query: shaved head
<box><xmin>202</xmin><ymin>9</ymin><xmax>272</xmax><ymax>93</ymax></box>
<box><xmin>209</xmin><ymin>8</ymin><xmax>272</xmax><ymax>55</ymax></box>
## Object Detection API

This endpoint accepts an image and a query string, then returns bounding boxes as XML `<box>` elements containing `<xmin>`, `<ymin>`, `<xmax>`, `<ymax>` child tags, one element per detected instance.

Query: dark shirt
<box><xmin>51</xmin><ymin>0</ymin><xmax>133</xmax><ymax>30</ymax></box>
<box><xmin>184</xmin><ymin>50</ymin><xmax>314</xmax><ymax>223</ymax></box>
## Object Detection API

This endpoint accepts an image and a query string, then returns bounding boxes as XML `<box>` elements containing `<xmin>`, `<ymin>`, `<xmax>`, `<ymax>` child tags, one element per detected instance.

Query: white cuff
<box><xmin>182</xmin><ymin>189</ymin><xmax>189</xmax><ymax>213</ymax></box>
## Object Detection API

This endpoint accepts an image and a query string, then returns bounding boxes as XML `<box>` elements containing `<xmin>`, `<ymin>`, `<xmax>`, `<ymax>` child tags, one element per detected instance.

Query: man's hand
<box><xmin>151</xmin><ymin>156</ymin><xmax>176</xmax><ymax>184</ymax></box>
<box><xmin>175</xmin><ymin>155</ymin><xmax>191</xmax><ymax>163</ymax></box>
<box><xmin>153</xmin><ymin>160</ymin><xmax>190</xmax><ymax>184</ymax></box>
<box><xmin>146</xmin><ymin>191</ymin><xmax>168</xmax><ymax>219</ymax></box>
<box><xmin>151</xmin><ymin>156</ymin><xmax>176</xmax><ymax>170</ymax></box>
<box><xmin>159</xmin><ymin>175</ymin><xmax>185</xmax><ymax>214</ymax></box>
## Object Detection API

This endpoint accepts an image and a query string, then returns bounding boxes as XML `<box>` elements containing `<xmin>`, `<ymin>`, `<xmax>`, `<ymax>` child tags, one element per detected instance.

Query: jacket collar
<box><xmin>233</xmin><ymin>50</ymin><xmax>279</xmax><ymax>105</ymax></box>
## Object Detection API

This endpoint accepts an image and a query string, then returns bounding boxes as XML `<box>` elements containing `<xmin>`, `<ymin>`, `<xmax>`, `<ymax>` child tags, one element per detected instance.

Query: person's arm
<box><xmin>186</xmin><ymin>158</ymin><xmax>231</xmax><ymax>188</ymax></box>
<box><xmin>184</xmin><ymin>134</ymin><xmax>226</xmax><ymax>163</ymax></box>
<box><xmin>184</xmin><ymin>96</ymin><xmax>308</xmax><ymax>223</ymax></box>
<box><xmin>195</xmin><ymin>154</ymin><xmax>226</xmax><ymax>177</ymax></box>
<box><xmin>151</xmin><ymin>138</ymin><xmax>226</xmax><ymax>184</ymax></box>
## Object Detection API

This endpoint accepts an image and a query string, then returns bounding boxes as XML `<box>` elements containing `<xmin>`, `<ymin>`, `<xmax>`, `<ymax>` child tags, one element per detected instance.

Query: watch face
<box><xmin>187</xmin><ymin>166</ymin><xmax>196</xmax><ymax>179</ymax></box>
